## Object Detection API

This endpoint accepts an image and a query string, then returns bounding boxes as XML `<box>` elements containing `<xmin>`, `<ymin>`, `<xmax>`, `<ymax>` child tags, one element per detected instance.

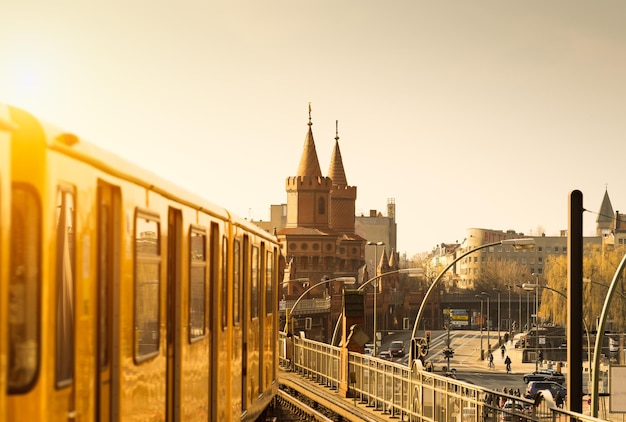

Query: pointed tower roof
<box><xmin>327</xmin><ymin>120</ymin><xmax>348</xmax><ymax>187</ymax></box>
<box><xmin>597</xmin><ymin>187</ymin><xmax>614</xmax><ymax>224</ymax></box>
<box><xmin>388</xmin><ymin>249</ymin><xmax>397</xmax><ymax>269</ymax></box>
<box><xmin>378</xmin><ymin>247</ymin><xmax>390</xmax><ymax>271</ymax></box>
<box><xmin>296</xmin><ymin>103</ymin><xmax>323</xmax><ymax>178</ymax></box>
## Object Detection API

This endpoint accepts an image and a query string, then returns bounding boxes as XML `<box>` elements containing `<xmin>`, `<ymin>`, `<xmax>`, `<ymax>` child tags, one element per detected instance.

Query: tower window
<box><xmin>318</xmin><ymin>197</ymin><xmax>326</xmax><ymax>215</ymax></box>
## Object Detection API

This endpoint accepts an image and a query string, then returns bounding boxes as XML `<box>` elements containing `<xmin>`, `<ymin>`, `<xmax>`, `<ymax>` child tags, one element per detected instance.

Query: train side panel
<box><xmin>0</xmin><ymin>104</ymin><xmax>12</xmax><ymax>421</ymax></box>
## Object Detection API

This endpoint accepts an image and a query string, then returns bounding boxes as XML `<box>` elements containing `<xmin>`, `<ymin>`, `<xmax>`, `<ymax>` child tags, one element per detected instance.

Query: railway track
<box><xmin>266</xmin><ymin>388</ymin><xmax>336</xmax><ymax>421</ymax></box>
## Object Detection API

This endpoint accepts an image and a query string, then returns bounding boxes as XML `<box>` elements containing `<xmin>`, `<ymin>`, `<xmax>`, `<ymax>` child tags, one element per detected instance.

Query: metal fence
<box><xmin>279</xmin><ymin>332</ymin><xmax>608</xmax><ymax>422</ymax></box>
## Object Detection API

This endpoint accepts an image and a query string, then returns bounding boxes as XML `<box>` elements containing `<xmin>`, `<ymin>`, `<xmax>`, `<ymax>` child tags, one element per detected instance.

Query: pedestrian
<box><xmin>488</xmin><ymin>352</ymin><xmax>494</xmax><ymax>369</ymax></box>
<box><xmin>501</xmin><ymin>344</ymin><xmax>506</xmax><ymax>358</ymax></box>
<box><xmin>555</xmin><ymin>391</ymin><xmax>564</xmax><ymax>408</ymax></box>
<box><xmin>504</xmin><ymin>355</ymin><xmax>512</xmax><ymax>373</ymax></box>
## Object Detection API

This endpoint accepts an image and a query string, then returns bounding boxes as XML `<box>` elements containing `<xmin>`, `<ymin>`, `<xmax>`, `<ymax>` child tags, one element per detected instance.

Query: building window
<box><xmin>538</xmin><ymin>257</ymin><xmax>543</xmax><ymax>264</ymax></box>
<box><xmin>318</xmin><ymin>197</ymin><xmax>326</xmax><ymax>215</ymax></box>
<box><xmin>538</xmin><ymin>247</ymin><xmax>543</xmax><ymax>252</ymax></box>
<box><xmin>546</xmin><ymin>247</ymin><xmax>552</xmax><ymax>253</ymax></box>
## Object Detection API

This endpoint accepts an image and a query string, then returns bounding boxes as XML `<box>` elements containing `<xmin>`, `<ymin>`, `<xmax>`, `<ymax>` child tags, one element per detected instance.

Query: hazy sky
<box><xmin>2</xmin><ymin>1</ymin><xmax>625</xmax><ymax>257</ymax></box>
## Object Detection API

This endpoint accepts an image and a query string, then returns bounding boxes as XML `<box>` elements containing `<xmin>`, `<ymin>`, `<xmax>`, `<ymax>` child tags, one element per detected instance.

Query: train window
<box><xmin>233</xmin><ymin>239</ymin><xmax>241</xmax><ymax>325</ymax></box>
<box><xmin>222</xmin><ymin>236</ymin><xmax>228</xmax><ymax>330</ymax></box>
<box><xmin>265</xmin><ymin>250</ymin><xmax>273</xmax><ymax>316</ymax></box>
<box><xmin>134</xmin><ymin>212</ymin><xmax>161</xmax><ymax>362</ymax></box>
<box><xmin>55</xmin><ymin>187</ymin><xmax>76</xmax><ymax>388</ymax></box>
<box><xmin>251</xmin><ymin>246</ymin><xmax>259</xmax><ymax>319</ymax></box>
<box><xmin>8</xmin><ymin>185</ymin><xmax>41</xmax><ymax>393</ymax></box>
<box><xmin>189</xmin><ymin>228</ymin><xmax>206</xmax><ymax>341</ymax></box>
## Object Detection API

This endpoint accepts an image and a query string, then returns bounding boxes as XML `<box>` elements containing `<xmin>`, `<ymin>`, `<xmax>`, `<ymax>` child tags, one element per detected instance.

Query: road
<box><xmin>377</xmin><ymin>329</ymin><xmax>556</xmax><ymax>395</ymax></box>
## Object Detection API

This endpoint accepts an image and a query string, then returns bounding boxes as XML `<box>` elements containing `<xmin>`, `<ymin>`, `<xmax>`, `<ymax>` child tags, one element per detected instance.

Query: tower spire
<box><xmin>328</xmin><ymin>119</ymin><xmax>348</xmax><ymax>187</ymax></box>
<box><xmin>296</xmin><ymin>103</ymin><xmax>322</xmax><ymax>178</ymax></box>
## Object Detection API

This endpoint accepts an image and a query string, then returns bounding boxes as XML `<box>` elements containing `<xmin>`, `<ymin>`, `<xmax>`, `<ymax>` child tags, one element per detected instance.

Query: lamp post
<box><xmin>475</xmin><ymin>295</ymin><xmax>485</xmax><ymax>360</ymax></box>
<box><xmin>590</xmin><ymin>254</ymin><xmax>626</xmax><ymax>417</ymax></box>
<box><xmin>366</xmin><ymin>241</ymin><xmax>385</xmax><ymax>356</ymax></box>
<box><xmin>505</xmin><ymin>285</ymin><xmax>513</xmax><ymax>334</ymax></box>
<box><xmin>524</xmin><ymin>282</ymin><xmax>592</xmax><ymax>394</ymax></box>
<box><xmin>493</xmin><ymin>288</ymin><xmax>501</xmax><ymax>344</ymax></box>
<box><xmin>409</xmin><ymin>238</ymin><xmax>535</xmax><ymax>364</ymax></box>
<box><xmin>481</xmin><ymin>291</ymin><xmax>491</xmax><ymax>354</ymax></box>
<box><xmin>281</xmin><ymin>278</ymin><xmax>310</xmax><ymax>334</ymax></box>
<box><xmin>522</xmin><ymin>283</ymin><xmax>540</xmax><ymax>371</ymax></box>
<box><xmin>514</xmin><ymin>284</ymin><xmax>523</xmax><ymax>334</ymax></box>
<box><xmin>330</xmin><ymin>267</ymin><xmax>421</xmax><ymax>349</ymax></box>
<box><xmin>284</xmin><ymin>276</ymin><xmax>356</xmax><ymax>334</ymax></box>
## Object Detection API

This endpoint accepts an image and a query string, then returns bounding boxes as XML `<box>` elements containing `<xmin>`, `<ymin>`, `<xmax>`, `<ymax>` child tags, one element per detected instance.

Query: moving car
<box><xmin>389</xmin><ymin>340</ymin><xmax>406</xmax><ymax>357</ymax></box>
<box><xmin>522</xmin><ymin>369</ymin><xmax>565</xmax><ymax>384</ymax></box>
<box><xmin>525</xmin><ymin>381</ymin><xmax>567</xmax><ymax>399</ymax></box>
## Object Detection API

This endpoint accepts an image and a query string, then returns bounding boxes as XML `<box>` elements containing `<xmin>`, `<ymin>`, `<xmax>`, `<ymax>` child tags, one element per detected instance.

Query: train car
<box><xmin>3</xmin><ymin>103</ymin><xmax>282</xmax><ymax>421</ymax></box>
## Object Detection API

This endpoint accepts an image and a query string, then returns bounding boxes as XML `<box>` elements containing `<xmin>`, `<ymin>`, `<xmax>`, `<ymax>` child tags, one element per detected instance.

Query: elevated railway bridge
<box><xmin>277</xmin><ymin>332</ymin><xmax>606</xmax><ymax>422</ymax></box>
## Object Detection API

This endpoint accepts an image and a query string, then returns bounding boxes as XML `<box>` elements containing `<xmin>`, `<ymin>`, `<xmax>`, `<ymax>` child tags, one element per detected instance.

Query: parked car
<box><xmin>522</xmin><ymin>369</ymin><xmax>565</xmax><ymax>384</ymax></box>
<box><xmin>389</xmin><ymin>340</ymin><xmax>406</xmax><ymax>357</ymax></box>
<box><xmin>525</xmin><ymin>381</ymin><xmax>567</xmax><ymax>399</ymax></box>
<box><xmin>499</xmin><ymin>400</ymin><xmax>525</xmax><ymax>421</ymax></box>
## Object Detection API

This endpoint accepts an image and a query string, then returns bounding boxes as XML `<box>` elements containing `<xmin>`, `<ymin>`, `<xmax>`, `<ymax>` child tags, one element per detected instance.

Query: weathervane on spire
<box><xmin>335</xmin><ymin>120</ymin><xmax>339</xmax><ymax>142</ymax></box>
<box><xmin>308</xmin><ymin>102</ymin><xmax>312</xmax><ymax>126</ymax></box>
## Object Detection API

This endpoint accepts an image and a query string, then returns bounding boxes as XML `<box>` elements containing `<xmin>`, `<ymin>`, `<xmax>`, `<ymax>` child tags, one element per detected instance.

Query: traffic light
<box><xmin>426</xmin><ymin>331</ymin><xmax>431</xmax><ymax>344</ymax></box>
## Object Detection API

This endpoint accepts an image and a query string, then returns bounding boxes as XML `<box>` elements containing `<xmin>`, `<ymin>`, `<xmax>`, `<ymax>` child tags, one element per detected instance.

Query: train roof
<box><xmin>7</xmin><ymin>104</ymin><xmax>278</xmax><ymax>243</ymax></box>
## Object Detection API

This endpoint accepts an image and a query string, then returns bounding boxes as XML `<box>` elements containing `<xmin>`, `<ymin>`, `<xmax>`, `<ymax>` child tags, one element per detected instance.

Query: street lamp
<box><xmin>516</xmin><ymin>283</ymin><xmax>530</xmax><ymax>332</ymax></box>
<box><xmin>366</xmin><ymin>241</ymin><xmax>385</xmax><ymax>355</ymax></box>
<box><xmin>527</xmin><ymin>282</ymin><xmax>592</xmax><ymax>393</ymax></box>
<box><xmin>481</xmin><ymin>291</ymin><xmax>491</xmax><ymax>354</ymax></box>
<box><xmin>493</xmin><ymin>288</ymin><xmax>501</xmax><ymax>344</ymax></box>
<box><xmin>284</xmin><ymin>276</ymin><xmax>356</xmax><ymax>334</ymax></box>
<box><xmin>513</xmin><ymin>284</ymin><xmax>523</xmax><ymax>334</ymax></box>
<box><xmin>505</xmin><ymin>284</ymin><xmax>513</xmax><ymax>334</ymax></box>
<box><xmin>330</xmin><ymin>267</ymin><xmax>421</xmax><ymax>351</ymax></box>
<box><xmin>590</xmin><ymin>253</ymin><xmax>626</xmax><ymax>417</ymax></box>
<box><xmin>522</xmin><ymin>283</ymin><xmax>540</xmax><ymax>371</ymax></box>
<box><xmin>409</xmin><ymin>238</ymin><xmax>535</xmax><ymax>364</ymax></box>
<box><xmin>475</xmin><ymin>295</ymin><xmax>485</xmax><ymax>360</ymax></box>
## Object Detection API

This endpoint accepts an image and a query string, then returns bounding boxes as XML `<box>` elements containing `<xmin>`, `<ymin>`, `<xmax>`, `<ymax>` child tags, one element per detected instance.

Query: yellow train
<box><xmin>0</xmin><ymin>104</ymin><xmax>282</xmax><ymax>421</ymax></box>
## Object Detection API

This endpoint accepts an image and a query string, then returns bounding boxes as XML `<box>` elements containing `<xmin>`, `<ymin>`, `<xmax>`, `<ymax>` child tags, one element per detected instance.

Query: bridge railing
<box><xmin>279</xmin><ymin>332</ymin><xmax>607</xmax><ymax>422</ymax></box>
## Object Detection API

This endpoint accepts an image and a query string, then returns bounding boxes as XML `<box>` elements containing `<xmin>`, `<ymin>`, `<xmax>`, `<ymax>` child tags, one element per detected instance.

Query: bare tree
<box><xmin>472</xmin><ymin>259</ymin><xmax>529</xmax><ymax>293</ymax></box>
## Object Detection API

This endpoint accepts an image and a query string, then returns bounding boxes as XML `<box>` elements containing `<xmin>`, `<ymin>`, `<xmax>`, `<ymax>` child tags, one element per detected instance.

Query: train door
<box><xmin>241</xmin><ymin>235</ymin><xmax>249</xmax><ymax>414</ymax></box>
<box><xmin>96</xmin><ymin>182</ymin><xmax>121</xmax><ymax>421</ymax></box>
<box><xmin>166</xmin><ymin>208</ymin><xmax>182</xmax><ymax>421</ymax></box>
<box><xmin>258</xmin><ymin>243</ymin><xmax>265</xmax><ymax>392</ymax></box>
<box><xmin>209</xmin><ymin>224</ymin><xmax>219</xmax><ymax>421</ymax></box>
